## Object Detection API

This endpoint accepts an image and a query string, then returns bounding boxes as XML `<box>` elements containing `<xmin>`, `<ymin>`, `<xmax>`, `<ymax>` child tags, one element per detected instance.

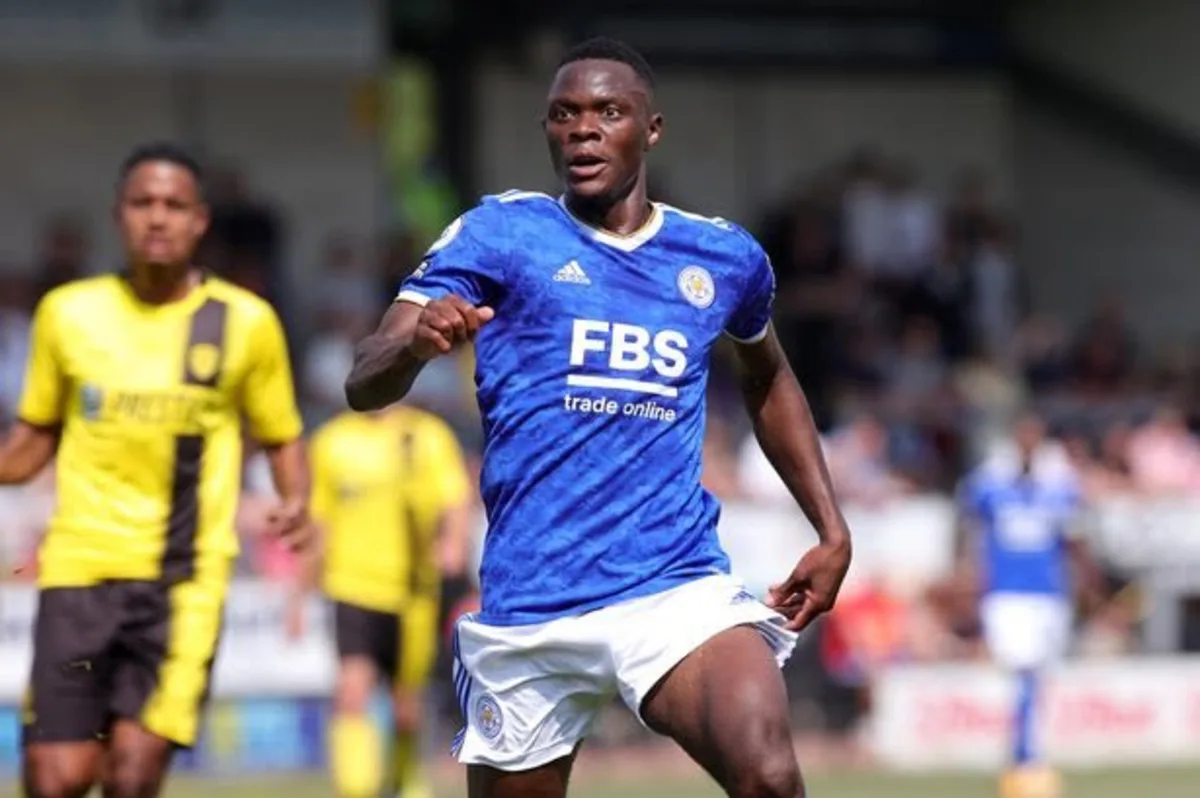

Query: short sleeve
<box><xmin>241</xmin><ymin>306</ymin><xmax>304</xmax><ymax>444</ymax></box>
<box><xmin>396</xmin><ymin>200</ymin><xmax>509</xmax><ymax>309</ymax></box>
<box><xmin>724</xmin><ymin>240</ymin><xmax>776</xmax><ymax>344</ymax></box>
<box><xmin>18</xmin><ymin>296</ymin><xmax>66</xmax><ymax>428</ymax></box>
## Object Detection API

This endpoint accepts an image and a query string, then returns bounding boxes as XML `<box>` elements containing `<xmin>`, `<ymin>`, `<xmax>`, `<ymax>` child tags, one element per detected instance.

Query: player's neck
<box><xmin>125</xmin><ymin>263</ymin><xmax>201</xmax><ymax>305</ymax></box>
<box><xmin>564</xmin><ymin>184</ymin><xmax>652</xmax><ymax>236</ymax></box>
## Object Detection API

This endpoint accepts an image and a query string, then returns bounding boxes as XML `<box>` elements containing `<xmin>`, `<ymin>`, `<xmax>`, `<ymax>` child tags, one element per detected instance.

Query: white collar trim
<box><xmin>557</xmin><ymin>197</ymin><xmax>665</xmax><ymax>253</ymax></box>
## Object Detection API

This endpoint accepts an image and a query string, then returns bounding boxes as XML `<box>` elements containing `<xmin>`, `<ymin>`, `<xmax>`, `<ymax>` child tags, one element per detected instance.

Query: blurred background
<box><xmin>3</xmin><ymin>0</ymin><xmax>1200</xmax><ymax>795</ymax></box>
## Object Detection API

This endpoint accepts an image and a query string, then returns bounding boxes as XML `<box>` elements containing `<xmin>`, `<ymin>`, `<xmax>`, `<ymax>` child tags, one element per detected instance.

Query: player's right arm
<box><xmin>345</xmin><ymin>202</ymin><xmax>507</xmax><ymax>412</ymax></box>
<box><xmin>0</xmin><ymin>296</ymin><xmax>63</xmax><ymax>484</ymax></box>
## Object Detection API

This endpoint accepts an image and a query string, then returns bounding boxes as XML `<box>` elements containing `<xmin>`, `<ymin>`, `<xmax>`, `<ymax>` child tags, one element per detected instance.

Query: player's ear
<box><xmin>191</xmin><ymin>201</ymin><xmax>211</xmax><ymax>240</ymax></box>
<box><xmin>646</xmin><ymin>112</ymin><xmax>663</xmax><ymax>151</ymax></box>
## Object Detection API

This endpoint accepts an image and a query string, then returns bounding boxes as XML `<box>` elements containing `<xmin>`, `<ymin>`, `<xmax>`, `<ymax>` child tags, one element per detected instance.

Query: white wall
<box><xmin>473</xmin><ymin>65</ymin><xmax>1012</xmax><ymax>226</ymax></box>
<box><xmin>1014</xmin><ymin>0</ymin><xmax>1200</xmax><ymax>137</ymax></box>
<box><xmin>1014</xmin><ymin>101</ymin><xmax>1200</xmax><ymax>344</ymax></box>
<box><xmin>0</xmin><ymin>66</ymin><xmax>380</xmax><ymax>309</ymax></box>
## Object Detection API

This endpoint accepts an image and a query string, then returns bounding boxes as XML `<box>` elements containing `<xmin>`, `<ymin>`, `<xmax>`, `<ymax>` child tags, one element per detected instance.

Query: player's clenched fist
<box><xmin>412</xmin><ymin>295</ymin><xmax>495</xmax><ymax>360</ymax></box>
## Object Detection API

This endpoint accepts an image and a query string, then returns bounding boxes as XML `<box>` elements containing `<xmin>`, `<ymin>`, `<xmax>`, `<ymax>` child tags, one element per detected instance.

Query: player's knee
<box><xmin>23</xmin><ymin>768</ymin><xmax>95</xmax><ymax>798</ymax></box>
<box><xmin>335</xmin><ymin>660</ymin><xmax>376</xmax><ymax>715</ymax></box>
<box><xmin>731</xmin><ymin>747</ymin><xmax>804</xmax><ymax>798</ymax></box>
<box><xmin>23</xmin><ymin>751</ymin><xmax>97</xmax><ymax>798</ymax></box>
<box><xmin>392</xmin><ymin>689</ymin><xmax>423</xmax><ymax>733</ymax></box>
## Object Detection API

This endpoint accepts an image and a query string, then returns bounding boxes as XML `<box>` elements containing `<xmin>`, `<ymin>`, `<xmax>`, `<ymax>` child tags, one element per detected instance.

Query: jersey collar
<box><xmin>557</xmin><ymin>197</ymin><xmax>665</xmax><ymax>253</ymax></box>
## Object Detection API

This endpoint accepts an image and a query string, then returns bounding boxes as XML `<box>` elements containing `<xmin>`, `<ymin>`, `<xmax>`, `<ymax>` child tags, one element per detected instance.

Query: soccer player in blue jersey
<box><xmin>960</xmin><ymin>413</ymin><xmax>1097</xmax><ymax>798</ymax></box>
<box><xmin>345</xmin><ymin>38</ymin><xmax>852</xmax><ymax>798</ymax></box>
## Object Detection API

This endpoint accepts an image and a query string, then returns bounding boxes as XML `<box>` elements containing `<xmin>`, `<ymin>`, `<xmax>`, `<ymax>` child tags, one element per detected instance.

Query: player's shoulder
<box><xmin>202</xmin><ymin>276</ymin><xmax>282</xmax><ymax>325</ymax></box>
<box><xmin>312</xmin><ymin>410</ymin><xmax>360</xmax><ymax>444</ymax></box>
<box><xmin>37</xmin><ymin>273</ymin><xmax>123</xmax><ymax>314</ymax></box>
<box><xmin>658</xmin><ymin>202</ymin><xmax>764</xmax><ymax>254</ymax></box>
<box><xmin>463</xmin><ymin>189</ymin><xmax>559</xmax><ymax>223</ymax></box>
<box><xmin>657</xmin><ymin>200</ymin><xmax>768</xmax><ymax>268</ymax></box>
<box><xmin>393</xmin><ymin>405</ymin><xmax>457</xmax><ymax>440</ymax></box>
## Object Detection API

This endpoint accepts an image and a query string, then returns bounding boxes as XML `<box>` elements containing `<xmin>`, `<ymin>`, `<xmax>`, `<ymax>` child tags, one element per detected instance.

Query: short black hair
<box><xmin>117</xmin><ymin>141</ymin><xmax>205</xmax><ymax>198</ymax></box>
<box><xmin>557</xmin><ymin>37</ymin><xmax>655</xmax><ymax>91</ymax></box>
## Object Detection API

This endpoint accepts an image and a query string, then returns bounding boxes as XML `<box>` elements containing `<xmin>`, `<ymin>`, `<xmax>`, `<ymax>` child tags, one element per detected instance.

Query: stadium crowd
<box><xmin>0</xmin><ymin>148</ymin><xmax>1197</xmax><ymax>739</ymax></box>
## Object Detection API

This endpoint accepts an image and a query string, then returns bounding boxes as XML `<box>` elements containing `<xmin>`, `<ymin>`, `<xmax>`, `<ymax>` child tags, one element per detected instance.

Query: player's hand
<box><xmin>265</xmin><ymin>498</ymin><xmax>311</xmax><ymax>552</ymax></box>
<box><xmin>411</xmin><ymin>295</ymin><xmax>495</xmax><ymax>360</ymax></box>
<box><xmin>767</xmin><ymin>538</ymin><xmax>852</xmax><ymax>632</ymax></box>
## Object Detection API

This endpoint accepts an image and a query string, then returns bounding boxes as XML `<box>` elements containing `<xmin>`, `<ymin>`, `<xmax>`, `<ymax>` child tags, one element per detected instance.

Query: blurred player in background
<box><xmin>960</xmin><ymin>413</ymin><xmax>1100</xmax><ymax>798</ymax></box>
<box><xmin>345</xmin><ymin>37</ymin><xmax>852</xmax><ymax>798</ymax></box>
<box><xmin>290</xmin><ymin>402</ymin><xmax>472</xmax><ymax>798</ymax></box>
<box><xmin>0</xmin><ymin>142</ymin><xmax>309</xmax><ymax>798</ymax></box>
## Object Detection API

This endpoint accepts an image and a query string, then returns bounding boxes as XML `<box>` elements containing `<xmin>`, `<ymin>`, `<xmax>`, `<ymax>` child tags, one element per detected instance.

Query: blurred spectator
<box><xmin>1071</xmin><ymin>299</ymin><xmax>1137</xmax><ymax>396</ymax></box>
<box><xmin>822</xmin><ymin>414</ymin><xmax>913</xmax><ymax>506</ymax></box>
<box><xmin>879</xmin><ymin>161</ymin><xmax>939</xmax><ymax>282</ymax></box>
<box><xmin>1125</xmin><ymin>404</ymin><xmax>1200</xmax><ymax>494</ymax></box>
<box><xmin>34</xmin><ymin>214</ymin><xmax>90</xmax><ymax>298</ymax></box>
<box><xmin>202</xmin><ymin>165</ymin><xmax>286</xmax><ymax>311</ymax></box>
<box><xmin>966</xmin><ymin>218</ymin><xmax>1020</xmax><ymax>365</ymax></box>
<box><xmin>0</xmin><ymin>274</ymin><xmax>34</xmax><ymax>423</ymax></box>
<box><xmin>944</xmin><ymin>166</ymin><xmax>1000</xmax><ymax>253</ymax></box>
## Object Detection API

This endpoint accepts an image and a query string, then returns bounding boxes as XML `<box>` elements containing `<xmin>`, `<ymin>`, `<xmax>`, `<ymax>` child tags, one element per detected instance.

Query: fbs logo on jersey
<box><xmin>568</xmin><ymin>319</ymin><xmax>688</xmax><ymax>398</ymax></box>
<box><xmin>677</xmin><ymin>266</ymin><xmax>715</xmax><ymax>309</ymax></box>
<box><xmin>187</xmin><ymin>343</ymin><xmax>222</xmax><ymax>384</ymax></box>
<box><xmin>553</xmin><ymin>260</ymin><xmax>591</xmax><ymax>285</ymax></box>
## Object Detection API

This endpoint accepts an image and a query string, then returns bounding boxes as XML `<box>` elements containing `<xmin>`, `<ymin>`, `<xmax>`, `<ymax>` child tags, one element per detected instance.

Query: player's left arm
<box><xmin>727</xmin><ymin>240</ymin><xmax>851</xmax><ymax>631</ymax></box>
<box><xmin>1</xmin><ymin>294</ymin><xmax>65</xmax><ymax>484</ymax></box>
<box><xmin>241</xmin><ymin>306</ymin><xmax>311</xmax><ymax>550</ymax></box>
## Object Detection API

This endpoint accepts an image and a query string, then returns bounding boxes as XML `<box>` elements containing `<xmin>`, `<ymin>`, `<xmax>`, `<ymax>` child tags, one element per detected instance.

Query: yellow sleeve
<box><xmin>18</xmin><ymin>296</ymin><xmax>66</xmax><ymax>427</ymax></box>
<box><xmin>309</xmin><ymin>430</ymin><xmax>335</xmax><ymax>524</ymax></box>
<box><xmin>417</xmin><ymin>418</ymin><xmax>471</xmax><ymax>510</ymax></box>
<box><xmin>241</xmin><ymin>306</ymin><xmax>303</xmax><ymax>444</ymax></box>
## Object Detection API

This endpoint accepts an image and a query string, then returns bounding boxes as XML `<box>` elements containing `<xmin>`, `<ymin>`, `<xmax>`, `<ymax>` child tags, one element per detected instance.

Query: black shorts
<box><xmin>23</xmin><ymin>579</ymin><xmax>224</xmax><ymax>749</ymax></box>
<box><xmin>334</xmin><ymin>601</ymin><xmax>403</xmax><ymax>680</ymax></box>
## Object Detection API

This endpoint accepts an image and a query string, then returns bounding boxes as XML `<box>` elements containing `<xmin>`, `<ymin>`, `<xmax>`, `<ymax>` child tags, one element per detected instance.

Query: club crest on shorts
<box><xmin>677</xmin><ymin>266</ymin><xmax>715</xmax><ymax>309</ymax></box>
<box><xmin>474</xmin><ymin>693</ymin><xmax>504</xmax><ymax>742</ymax></box>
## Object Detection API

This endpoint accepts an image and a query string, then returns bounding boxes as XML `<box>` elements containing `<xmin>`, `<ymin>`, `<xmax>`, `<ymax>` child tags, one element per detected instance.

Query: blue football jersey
<box><xmin>397</xmin><ymin>191</ymin><xmax>776</xmax><ymax>625</ymax></box>
<box><xmin>960</xmin><ymin>446</ymin><xmax>1082</xmax><ymax>597</ymax></box>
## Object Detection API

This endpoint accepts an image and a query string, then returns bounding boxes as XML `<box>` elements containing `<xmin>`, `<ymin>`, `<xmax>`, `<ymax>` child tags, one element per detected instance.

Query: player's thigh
<box><xmin>640</xmin><ymin>625</ymin><xmax>802</xmax><ymax>796</ymax></box>
<box><xmin>117</xmin><ymin>570</ymin><xmax>227</xmax><ymax>750</ymax></box>
<box><xmin>453</xmin><ymin>613</ymin><xmax>611</xmax><ymax>773</ymax></box>
<box><xmin>24</xmin><ymin>586</ymin><xmax>120</xmax><ymax>746</ymax></box>
<box><xmin>467</xmin><ymin>746</ymin><xmax>579</xmax><ymax>798</ymax></box>
<box><xmin>333</xmin><ymin>601</ymin><xmax>398</xmax><ymax>713</ymax></box>
<box><xmin>23</xmin><ymin>742</ymin><xmax>105</xmax><ymax>798</ymax></box>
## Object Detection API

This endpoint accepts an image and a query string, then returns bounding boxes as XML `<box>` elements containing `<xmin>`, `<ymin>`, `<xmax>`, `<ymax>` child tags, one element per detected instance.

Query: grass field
<box><xmin>135</xmin><ymin>765</ymin><xmax>1200</xmax><ymax>798</ymax></box>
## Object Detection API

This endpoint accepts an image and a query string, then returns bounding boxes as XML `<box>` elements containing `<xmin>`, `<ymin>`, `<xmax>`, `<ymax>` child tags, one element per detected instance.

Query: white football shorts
<box><xmin>981</xmin><ymin>591</ymin><xmax>1072</xmax><ymax>671</ymax></box>
<box><xmin>451</xmin><ymin>573</ymin><xmax>798</xmax><ymax>771</ymax></box>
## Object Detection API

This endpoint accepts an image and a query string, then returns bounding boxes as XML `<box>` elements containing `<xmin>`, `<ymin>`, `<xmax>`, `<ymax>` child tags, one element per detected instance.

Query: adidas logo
<box><xmin>553</xmin><ymin>260</ymin><xmax>590</xmax><ymax>285</ymax></box>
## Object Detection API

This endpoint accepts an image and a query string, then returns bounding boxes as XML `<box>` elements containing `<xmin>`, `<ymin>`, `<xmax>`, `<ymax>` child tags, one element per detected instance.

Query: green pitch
<box><xmin>144</xmin><ymin>765</ymin><xmax>1200</xmax><ymax>798</ymax></box>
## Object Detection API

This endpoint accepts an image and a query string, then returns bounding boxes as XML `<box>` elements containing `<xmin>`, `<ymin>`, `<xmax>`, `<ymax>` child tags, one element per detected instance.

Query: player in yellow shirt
<box><xmin>289</xmin><ymin>403</ymin><xmax>472</xmax><ymax>798</ymax></box>
<box><xmin>0</xmin><ymin>142</ymin><xmax>310</xmax><ymax>798</ymax></box>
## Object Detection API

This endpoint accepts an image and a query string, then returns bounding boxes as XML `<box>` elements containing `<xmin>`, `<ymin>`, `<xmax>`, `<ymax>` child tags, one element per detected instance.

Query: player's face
<box><xmin>117</xmin><ymin>161</ymin><xmax>209</xmax><ymax>269</ymax></box>
<box><xmin>544</xmin><ymin>60</ymin><xmax>663</xmax><ymax>202</ymax></box>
